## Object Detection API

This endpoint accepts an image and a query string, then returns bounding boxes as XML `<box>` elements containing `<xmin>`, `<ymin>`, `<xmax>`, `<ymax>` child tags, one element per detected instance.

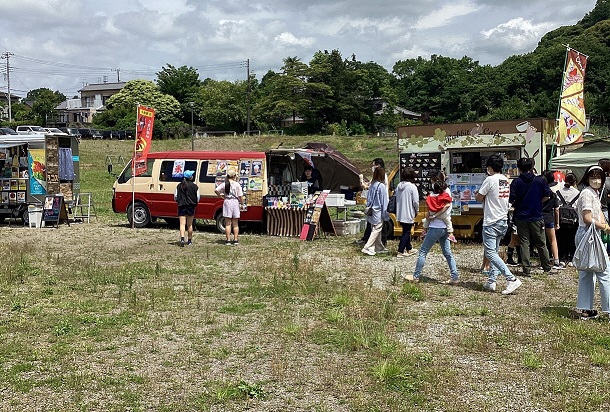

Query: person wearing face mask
<box><xmin>357</xmin><ymin>158</ymin><xmax>389</xmax><ymax>247</ymax></box>
<box><xmin>574</xmin><ymin>165</ymin><xmax>610</xmax><ymax>320</ymax></box>
<box><xmin>475</xmin><ymin>155</ymin><xmax>522</xmax><ymax>293</ymax></box>
<box><xmin>598</xmin><ymin>158</ymin><xmax>610</xmax><ymax>256</ymax></box>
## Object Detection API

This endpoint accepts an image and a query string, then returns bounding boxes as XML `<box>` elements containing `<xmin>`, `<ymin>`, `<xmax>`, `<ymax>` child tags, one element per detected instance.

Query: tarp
<box><xmin>550</xmin><ymin>140</ymin><xmax>610</xmax><ymax>179</ymax></box>
<box><xmin>267</xmin><ymin>143</ymin><xmax>362</xmax><ymax>192</ymax></box>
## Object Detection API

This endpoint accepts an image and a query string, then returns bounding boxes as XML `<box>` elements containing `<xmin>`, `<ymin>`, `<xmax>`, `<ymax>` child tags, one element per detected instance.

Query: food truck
<box><xmin>0</xmin><ymin>133</ymin><xmax>80</xmax><ymax>223</ymax></box>
<box><xmin>388</xmin><ymin>118</ymin><xmax>556</xmax><ymax>239</ymax></box>
<box><xmin>112</xmin><ymin>144</ymin><xmax>362</xmax><ymax>231</ymax></box>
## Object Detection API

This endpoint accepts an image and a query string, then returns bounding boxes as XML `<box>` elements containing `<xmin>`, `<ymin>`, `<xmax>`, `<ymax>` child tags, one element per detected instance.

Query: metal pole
<box><xmin>1</xmin><ymin>52</ymin><xmax>14</xmax><ymax>122</ymax></box>
<box><xmin>190</xmin><ymin>102</ymin><xmax>194</xmax><ymax>151</ymax></box>
<box><xmin>246</xmin><ymin>59</ymin><xmax>251</xmax><ymax>136</ymax></box>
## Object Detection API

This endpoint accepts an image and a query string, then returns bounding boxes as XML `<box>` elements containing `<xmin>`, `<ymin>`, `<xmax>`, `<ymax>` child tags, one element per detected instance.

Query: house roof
<box><xmin>0</xmin><ymin>91</ymin><xmax>21</xmax><ymax>101</ymax></box>
<box><xmin>79</xmin><ymin>82</ymin><xmax>126</xmax><ymax>93</ymax></box>
<box><xmin>374</xmin><ymin>104</ymin><xmax>420</xmax><ymax>117</ymax></box>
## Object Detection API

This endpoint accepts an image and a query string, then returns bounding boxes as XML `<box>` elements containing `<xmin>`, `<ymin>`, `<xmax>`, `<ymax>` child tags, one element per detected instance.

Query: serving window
<box><xmin>449</xmin><ymin>149</ymin><xmax>520</xmax><ymax>175</ymax></box>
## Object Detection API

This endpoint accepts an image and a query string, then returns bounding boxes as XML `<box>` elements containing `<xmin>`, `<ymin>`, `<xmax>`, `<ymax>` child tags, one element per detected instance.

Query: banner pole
<box><xmin>132</xmin><ymin>104</ymin><xmax>139</xmax><ymax>229</ymax></box>
<box><xmin>548</xmin><ymin>45</ymin><xmax>570</xmax><ymax>170</ymax></box>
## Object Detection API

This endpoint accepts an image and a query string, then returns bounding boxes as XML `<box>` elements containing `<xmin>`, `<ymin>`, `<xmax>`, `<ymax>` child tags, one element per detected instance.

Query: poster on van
<box><xmin>240</xmin><ymin>160</ymin><xmax>251</xmax><ymax>176</ymax></box>
<box><xmin>239</xmin><ymin>177</ymin><xmax>249</xmax><ymax>192</ymax></box>
<box><xmin>28</xmin><ymin>149</ymin><xmax>46</xmax><ymax>195</ymax></box>
<box><xmin>172</xmin><ymin>160</ymin><xmax>185</xmax><ymax>178</ymax></box>
<box><xmin>251</xmin><ymin>161</ymin><xmax>262</xmax><ymax>176</ymax></box>
<box><xmin>216</xmin><ymin>161</ymin><xmax>227</xmax><ymax>176</ymax></box>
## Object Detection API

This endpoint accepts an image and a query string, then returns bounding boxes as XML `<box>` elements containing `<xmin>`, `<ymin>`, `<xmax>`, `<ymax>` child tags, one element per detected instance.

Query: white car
<box><xmin>45</xmin><ymin>127</ymin><xmax>69</xmax><ymax>135</ymax></box>
<box><xmin>16</xmin><ymin>125</ymin><xmax>47</xmax><ymax>135</ymax></box>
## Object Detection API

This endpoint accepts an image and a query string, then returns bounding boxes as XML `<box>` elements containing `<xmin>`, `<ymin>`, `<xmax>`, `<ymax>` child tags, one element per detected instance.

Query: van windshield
<box><xmin>117</xmin><ymin>159</ymin><xmax>154</xmax><ymax>183</ymax></box>
<box><xmin>31</xmin><ymin>126</ymin><xmax>46</xmax><ymax>132</ymax></box>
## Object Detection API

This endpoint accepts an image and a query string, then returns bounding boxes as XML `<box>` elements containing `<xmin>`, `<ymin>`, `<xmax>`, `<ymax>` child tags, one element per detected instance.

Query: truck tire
<box><xmin>127</xmin><ymin>202</ymin><xmax>151</xmax><ymax>228</ymax></box>
<box><xmin>215</xmin><ymin>211</ymin><xmax>226</xmax><ymax>233</ymax></box>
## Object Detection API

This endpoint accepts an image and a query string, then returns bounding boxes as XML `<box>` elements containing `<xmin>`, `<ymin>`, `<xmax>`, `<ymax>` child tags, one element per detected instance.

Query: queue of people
<box><xmin>357</xmin><ymin>155</ymin><xmax>610</xmax><ymax>319</ymax></box>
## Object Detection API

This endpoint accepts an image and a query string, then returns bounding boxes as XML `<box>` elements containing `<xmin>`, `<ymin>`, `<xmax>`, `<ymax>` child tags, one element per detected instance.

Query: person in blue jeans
<box><xmin>404</xmin><ymin>174</ymin><xmax>459</xmax><ymax>284</ymax></box>
<box><xmin>476</xmin><ymin>155</ymin><xmax>522</xmax><ymax>295</ymax></box>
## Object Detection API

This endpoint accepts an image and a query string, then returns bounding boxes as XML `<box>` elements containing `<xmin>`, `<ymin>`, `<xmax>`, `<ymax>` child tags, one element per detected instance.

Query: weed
<box><xmin>401</xmin><ymin>283</ymin><xmax>424</xmax><ymax>301</ymax></box>
<box><xmin>522</xmin><ymin>352</ymin><xmax>543</xmax><ymax>369</ymax></box>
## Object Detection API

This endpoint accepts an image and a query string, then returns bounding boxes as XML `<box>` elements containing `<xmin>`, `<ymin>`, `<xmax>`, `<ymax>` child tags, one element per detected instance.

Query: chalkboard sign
<box><xmin>42</xmin><ymin>195</ymin><xmax>69</xmax><ymax>227</ymax></box>
<box><xmin>400</xmin><ymin>152</ymin><xmax>442</xmax><ymax>199</ymax></box>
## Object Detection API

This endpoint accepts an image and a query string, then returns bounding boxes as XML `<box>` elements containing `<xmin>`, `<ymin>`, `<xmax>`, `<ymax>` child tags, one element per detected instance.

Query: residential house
<box><xmin>54</xmin><ymin>81</ymin><xmax>126</xmax><ymax>126</ymax></box>
<box><xmin>0</xmin><ymin>91</ymin><xmax>21</xmax><ymax>121</ymax></box>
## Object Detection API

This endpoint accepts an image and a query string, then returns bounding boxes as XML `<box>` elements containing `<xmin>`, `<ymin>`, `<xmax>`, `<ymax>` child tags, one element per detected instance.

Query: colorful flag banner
<box><xmin>133</xmin><ymin>105</ymin><xmax>155</xmax><ymax>176</ymax></box>
<box><xmin>557</xmin><ymin>49</ymin><xmax>587</xmax><ymax>145</ymax></box>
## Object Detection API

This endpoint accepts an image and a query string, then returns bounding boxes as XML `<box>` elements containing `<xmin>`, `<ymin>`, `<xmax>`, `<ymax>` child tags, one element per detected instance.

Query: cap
<box><xmin>227</xmin><ymin>167</ymin><xmax>237</xmax><ymax>178</ymax></box>
<box><xmin>183</xmin><ymin>170</ymin><xmax>194</xmax><ymax>179</ymax></box>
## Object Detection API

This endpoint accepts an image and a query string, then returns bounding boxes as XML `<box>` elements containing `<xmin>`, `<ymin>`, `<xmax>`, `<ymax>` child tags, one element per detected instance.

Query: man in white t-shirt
<box><xmin>475</xmin><ymin>155</ymin><xmax>522</xmax><ymax>295</ymax></box>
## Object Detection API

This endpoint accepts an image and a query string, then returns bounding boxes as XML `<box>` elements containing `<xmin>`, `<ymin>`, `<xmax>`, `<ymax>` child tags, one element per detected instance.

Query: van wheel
<box><xmin>127</xmin><ymin>202</ymin><xmax>151</xmax><ymax>228</ymax></box>
<box><xmin>215</xmin><ymin>212</ymin><xmax>226</xmax><ymax>233</ymax></box>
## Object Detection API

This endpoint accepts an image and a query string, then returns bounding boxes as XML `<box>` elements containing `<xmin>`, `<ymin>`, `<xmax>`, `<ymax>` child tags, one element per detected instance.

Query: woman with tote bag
<box><xmin>574</xmin><ymin>165</ymin><xmax>610</xmax><ymax>320</ymax></box>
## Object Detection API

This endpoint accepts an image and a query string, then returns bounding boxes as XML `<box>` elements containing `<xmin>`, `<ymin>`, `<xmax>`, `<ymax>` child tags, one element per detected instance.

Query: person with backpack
<box><xmin>556</xmin><ymin>173</ymin><xmax>580</xmax><ymax>265</ymax></box>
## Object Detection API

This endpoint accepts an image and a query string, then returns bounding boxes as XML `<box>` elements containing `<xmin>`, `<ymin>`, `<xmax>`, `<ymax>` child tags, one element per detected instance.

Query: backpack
<box><xmin>557</xmin><ymin>191</ymin><xmax>580</xmax><ymax>228</ymax></box>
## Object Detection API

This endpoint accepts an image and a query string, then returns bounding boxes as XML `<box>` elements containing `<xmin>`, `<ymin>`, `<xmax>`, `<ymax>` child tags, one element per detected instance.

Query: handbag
<box><xmin>573</xmin><ymin>223</ymin><xmax>608</xmax><ymax>272</ymax></box>
<box><xmin>387</xmin><ymin>194</ymin><xmax>397</xmax><ymax>214</ymax></box>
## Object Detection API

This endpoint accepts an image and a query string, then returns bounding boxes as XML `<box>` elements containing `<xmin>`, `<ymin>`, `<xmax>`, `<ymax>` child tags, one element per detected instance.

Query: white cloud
<box><xmin>412</xmin><ymin>0</ymin><xmax>479</xmax><ymax>29</ymax></box>
<box><xmin>481</xmin><ymin>17</ymin><xmax>557</xmax><ymax>50</ymax></box>
<box><xmin>275</xmin><ymin>32</ymin><xmax>315</xmax><ymax>47</ymax></box>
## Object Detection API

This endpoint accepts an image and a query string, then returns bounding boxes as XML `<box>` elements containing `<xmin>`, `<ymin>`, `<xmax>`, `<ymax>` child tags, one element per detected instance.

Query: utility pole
<box><xmin>246</xmin><ymin>59</ymin><xmax>251</xmax><ymax>136</ymax></box>
<box><xmin>190</xmin><ymin>102</ymin><xmax>195</xmax><ymax>151</ymax></box>
<box><xmin>1</xmin><ymin>52</ymin><xmax>14</xmax><ymax>122</ymax></box>
<box><xmin>114</xmin><ymin>68</ymin><xmax>121</xmax><ymax>82</ymax></box>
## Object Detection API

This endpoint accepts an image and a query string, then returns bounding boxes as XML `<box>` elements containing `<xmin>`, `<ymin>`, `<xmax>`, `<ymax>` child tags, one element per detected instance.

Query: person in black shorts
<box><xmin>174</xmin><ymin>170</ymin><xmax>200</xmax><ymax>247</ymax></box>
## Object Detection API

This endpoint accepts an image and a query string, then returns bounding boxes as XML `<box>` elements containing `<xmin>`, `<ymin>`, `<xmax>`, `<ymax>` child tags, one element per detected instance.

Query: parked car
<box><xmin>59</xmin><ymin>127</ymin><xmax>82</xmax><ymax>137</ymax></box>
<box><xmin>78</xmin><ymin>128</ymin><xmax>93</xmax><ymax>139</ymax></box>
<box><xmin>102</xmin><ymin>130</ymin><xmax>120</xmax><ymax>139</ymax></box>
<box><xmin>0</xmin><ymin>127</ymin><xmax>18</xmax><ymax>135</ymax></box>
<box><xmin>16</xmin><ymin>125</ymin><xmax>47</xmax><ymax>134</ymax></box>
<box><xmin>45</xmin><ymin>127</ymin><xmax>68</xmax><ymax>135</ymax></box>
<box><xmin>90</xmin><ymin>129</ymin><xmax>103</xmax><ymax>140</ymax></box>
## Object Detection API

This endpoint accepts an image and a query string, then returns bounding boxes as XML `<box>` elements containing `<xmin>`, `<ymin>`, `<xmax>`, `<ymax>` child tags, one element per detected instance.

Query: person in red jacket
<box><xmin>421</xmin><ymin>177</ymin><xmax>457</xmax><ymax>242</ymax></box>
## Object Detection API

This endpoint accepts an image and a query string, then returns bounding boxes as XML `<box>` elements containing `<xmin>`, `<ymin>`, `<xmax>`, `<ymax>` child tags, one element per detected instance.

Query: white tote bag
<box><xmin>573</xmin><ymin>224</ymin><xmax>608</xmax><ymax>272</ymax></box>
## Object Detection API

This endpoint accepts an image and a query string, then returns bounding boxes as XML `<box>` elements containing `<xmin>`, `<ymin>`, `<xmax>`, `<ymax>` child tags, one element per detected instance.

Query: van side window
<box><xmin>160</xmin><ymin>160</ymin><xmax>198</xmax><ymax>182</ymax></box>
<box><xmin>198</xmin><ymin>161</ymin><xmax>217</xmax><ymax>183</ymax></box>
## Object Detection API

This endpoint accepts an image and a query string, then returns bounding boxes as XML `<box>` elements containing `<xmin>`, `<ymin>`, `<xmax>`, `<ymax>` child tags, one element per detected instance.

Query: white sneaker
<box><xmin>483</xmin><ymin>281</ymin><xmax>496</xmax><ymax>292</ymax></box>
<box><xmin>502</xmin><ymin>278</ymin><xmax>522</xmax><ymax>295</ymax></box>
<box><xmin>361</xmin><ymin>248</ymin><xmax>376</xmax><ymax>256</ymax></box>
<box><xmin>376</xmin><ymin>248</ymin><xmax>389</xmax><ymax>254</ymax></box>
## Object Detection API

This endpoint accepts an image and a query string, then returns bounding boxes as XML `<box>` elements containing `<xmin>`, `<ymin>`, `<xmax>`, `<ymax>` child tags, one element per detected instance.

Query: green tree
<box><xmin>197</xmin><ymin>79</ymin><xmax>249</xmax><ymax>131</ymax></box>
<box><xmin>156</xmin><ymin>64</ymin><xmax>202</xmax><ymax>123</ymax></box>
<box><xmin>26</xmin><ymin>88</ymin><xmax>66</xmax><ymax>125</ymax></box>
<box><xmin>95</xmin><ymin>80</ymin><xmax>181</xmax><ymax>137</ymax></box>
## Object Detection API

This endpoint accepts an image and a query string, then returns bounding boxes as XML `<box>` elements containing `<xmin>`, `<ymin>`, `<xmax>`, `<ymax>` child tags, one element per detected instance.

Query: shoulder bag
<box><xmin>573</xmin><ymin>222</ymin><xmax>607</xmax><ymax>272</ymax></box>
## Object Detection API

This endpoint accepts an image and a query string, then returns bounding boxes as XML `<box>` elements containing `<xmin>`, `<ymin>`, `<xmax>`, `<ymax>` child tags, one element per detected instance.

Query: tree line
<box><xmin>3</xmin><ymin>0</ymin><xmax>610</xmax><ymax>138</ymax></box>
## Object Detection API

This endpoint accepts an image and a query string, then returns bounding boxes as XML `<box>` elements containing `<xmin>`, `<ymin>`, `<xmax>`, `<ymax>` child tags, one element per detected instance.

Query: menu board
<box><xmin>447</xmin><ymin>173</ymin><xmax>486</xmax><ymax>214</ymax></box>
<box><xmin>400</xmin><ymin>152</ymin><xmax>442</xmax><ymax>199</ymax></box>
<box><xmin>42</xmin><ymin>195</ymin><xmax>70</xmax><ymax>227</ymax></box>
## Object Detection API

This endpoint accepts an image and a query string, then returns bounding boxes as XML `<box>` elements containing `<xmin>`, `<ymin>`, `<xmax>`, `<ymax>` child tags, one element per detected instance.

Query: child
<box><xmin>421</xmin><ymin>180</ymin><xmax>457</xmax><ymax>242</ymax></box>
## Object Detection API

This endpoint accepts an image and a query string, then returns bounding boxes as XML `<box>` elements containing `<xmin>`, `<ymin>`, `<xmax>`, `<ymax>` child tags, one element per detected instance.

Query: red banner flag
<box><xmin>133</xmin><ymin>105</ymin><xmax>155</xmax><ymax>176</ymax></box>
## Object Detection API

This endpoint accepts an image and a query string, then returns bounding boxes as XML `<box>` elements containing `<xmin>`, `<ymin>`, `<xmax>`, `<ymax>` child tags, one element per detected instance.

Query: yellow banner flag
<box><xmin>557</xmin><ymin>49</ymin><xmax>587</xmax><ymax>145</ymax></box>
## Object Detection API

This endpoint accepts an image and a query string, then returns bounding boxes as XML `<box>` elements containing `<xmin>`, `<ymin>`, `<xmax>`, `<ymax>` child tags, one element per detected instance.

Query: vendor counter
<box><xmin>265</xmin><ymin>207</ymin><xmax>309</xmax><ymax>237</ymax></box>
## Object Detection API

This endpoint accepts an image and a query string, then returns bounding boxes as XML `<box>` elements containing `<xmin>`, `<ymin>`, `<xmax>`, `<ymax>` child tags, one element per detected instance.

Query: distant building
<box><xmin>54</xmin><ymin>81</ymin><xmax>126</xmax><ymax>126</ymax></box>
<box><xmin>372</xmin><ymin>99</ymin><xmax>421</xmax><ymax>120</ymax></box>
<box><xmin>0</xmin><ymin>91</ymin><xmax>21</xmax><ymax>121</ymax></box>
<box><xmin>281</xmin><ymin>115</ymin><xmax>305</xmax><ymax>128</ymax></box>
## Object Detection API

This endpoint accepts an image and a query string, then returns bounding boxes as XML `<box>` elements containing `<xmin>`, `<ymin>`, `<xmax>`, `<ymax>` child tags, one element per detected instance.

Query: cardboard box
<box><xmin>325</xmin><ymin>193</ymin><xmax>345</xmax><ymax>207</ymax></box>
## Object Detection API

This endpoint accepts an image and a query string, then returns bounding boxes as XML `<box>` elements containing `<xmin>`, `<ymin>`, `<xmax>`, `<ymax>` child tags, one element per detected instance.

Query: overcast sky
<box><xmin>0</xmin><ymin>0</ymin><xmax>598</xmax><ymax>98</ymax></box>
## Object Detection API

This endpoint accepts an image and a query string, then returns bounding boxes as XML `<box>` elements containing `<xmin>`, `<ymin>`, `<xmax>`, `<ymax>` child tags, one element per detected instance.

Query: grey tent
<box><xmin>550</xmin><ymin>140</ymin><xmax>610</xmax><ymax>179</ymax></box>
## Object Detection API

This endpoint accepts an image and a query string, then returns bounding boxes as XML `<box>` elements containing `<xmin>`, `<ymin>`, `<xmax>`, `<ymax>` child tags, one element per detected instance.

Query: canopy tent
<box><xmin>267</xmin><ymin>143</ymin><xmax>362</xmax><ymax>192</ymax></box>
<box><xmin>550</xmin><ymin>140</ymin><xmax>610</xmax><ymax>179</ymax></box>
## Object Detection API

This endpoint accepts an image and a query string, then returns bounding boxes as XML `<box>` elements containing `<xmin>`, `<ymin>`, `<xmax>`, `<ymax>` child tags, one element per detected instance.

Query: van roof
<box><xmin>147</xmin><ymin>151</ymin><xmax>267</xmax><ymax>160</ymax></box>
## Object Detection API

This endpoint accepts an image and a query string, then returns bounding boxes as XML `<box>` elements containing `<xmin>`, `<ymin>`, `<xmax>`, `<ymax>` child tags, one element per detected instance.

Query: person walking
<box><xmin>174</xmin><ymin>170</ymin><xmax>200</xmax><ymax>247</ymax></box>
<box><xmin>405</xmin><ymin>174</ymin><xmax>459</xmax><ymax>284</ymax></box>
<box><xmin>509</xmin><ymin>157</ymin><xmax>554</xmax><ymax>275</ymax></box>
<box><xmin>574</xmin><ymin>165</ymin><xmax>610</xmax><ymax>319</ymax></box>
<box><xmin>555</xmin><ymin>173</ymin><xmax>580</xmax><ymax>265</ymax></box>
<box><xmin>598</xmin><ymin>158</ymin><xmax>610</xmax><ymax>256</ymax></box>
<box><xmin>395</xmin><ymin>167</ymin><xmax>419</xmax><ymax>257</ymax></box>
<box><xmin>361</xmin><ymin>167</ymin><xmax>389</xmax><ymax>256</ymax></box>
<box><xmin>475</xmin><ymin>155</ymin><xmax>522</xmax><ymax>294</ymax></box>
<box><xmin>215</xmin><ymin>168</ymin><xmax>245</xmax><ymax>245</ymax></box>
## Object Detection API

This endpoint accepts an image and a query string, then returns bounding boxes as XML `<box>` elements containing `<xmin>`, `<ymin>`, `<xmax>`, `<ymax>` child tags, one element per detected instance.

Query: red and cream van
<box><xmin>112</xmin><ymin>151</ymin><xmax>268</xmax><ymax>230</ymax></box>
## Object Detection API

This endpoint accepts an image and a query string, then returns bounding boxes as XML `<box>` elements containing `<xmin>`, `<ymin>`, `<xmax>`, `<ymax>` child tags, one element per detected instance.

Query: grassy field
<box><xmin>1</xmin><ymin>135</ymin><xmax>609</xmax><ymax>411</ymax></box>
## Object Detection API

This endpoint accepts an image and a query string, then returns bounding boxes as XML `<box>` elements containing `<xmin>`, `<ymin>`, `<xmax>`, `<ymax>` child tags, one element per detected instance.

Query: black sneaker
<box><xmin>580</xmin><ymin>309</ymin><xmax>599</xmax><ymax>320</ymax></box>
<box><xmin>506</xmin><ymin>258</ymin><xmax>519</xmax><ymax>267</ymax></box>
<box><xmin>187</xmin><ymin>240</ymin><xmax>192</xmax><ymax>246</ymax></box>
<box><xmin>225</xmin><ymin>241</ymin><xmax>232</xmax><ymax>246</ymax></box>
<box><xmin>179</xmin><ymin>240</ymin><xmax>185</xmax><ymax>247</ymax></box>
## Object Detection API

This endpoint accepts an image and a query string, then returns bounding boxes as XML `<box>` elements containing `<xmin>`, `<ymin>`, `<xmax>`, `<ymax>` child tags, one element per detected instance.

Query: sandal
<box><xmin>580</xmin><ymin>309</ymin><xmax>599</xmax><ymax>320</ymax></box>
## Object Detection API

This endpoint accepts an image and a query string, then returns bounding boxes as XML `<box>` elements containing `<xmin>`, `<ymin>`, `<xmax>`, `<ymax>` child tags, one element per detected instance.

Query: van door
<box><xmin>149</xmin><ymin>159</ymin><xmax>199</xmax><ymax>218</ymax></box>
